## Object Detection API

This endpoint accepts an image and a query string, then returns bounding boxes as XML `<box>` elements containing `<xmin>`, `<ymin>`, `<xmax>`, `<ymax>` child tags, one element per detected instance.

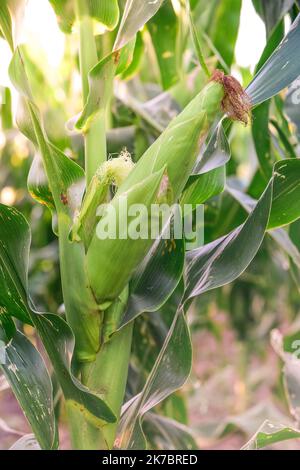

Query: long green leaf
<box><xmin>242</xmin><ymin>420</ymin><xmax>300</xmax><ymax>450</ymax></box>
<box><xmin>246</xmin><ymin>14</ymin><xmax>300</xmax><ymax>106</ymax></box>
<box><xmin>0</xmin><ymin>1</ymin><xmax>14</xmax><ymax>50</ymax></box>
<box><xmin>9</xmin><ymin>46</ymin><xmax>103</xmax><ymax>361</ymax></box>
<box><xmin>117</xmin><ymin>309</ymin><xmax>192</xmax><ymax>450</ymax></box>
<box><xmin>49</xmin><ymin>0</ymin><xmax>119</xmax><ymax>33</ymax></box>
<box><xmin>252</xmin><ymin>0</ymin><xmax>294</xmax><ymax>37</ymax></box>
<box><xmin>186</xmin><ymin>157</ymin><xmax>300</xmax><ymax>301</ymax></box>
<box><xmin>0</xmin><ymin>204</ymin><xmax>31</xmax><ymax>324</ymax></box>
<box><xmin>114</xmin><ymin>0</ymin><xmax>164</xmax><ymax>51</ymax></box>
<box><xmin>187</xmin><ymin>0</ymin><xmax>210</xmax><ymax>78</ymax></box>
<box><xmin>75</xmin><ymin>38</ymin><xmax>137</xmax><ymax>131</ymax></box>
<box><xmin>192</xmin><ymin>122</ymin><xmax>231</xmax><ymax>175</ymax></box>
<box><xmin>252</xmin><ymin>101</ymin><xmax>273</xmax><ymax>179</ymax></box>
<box><xmin>0</xmin><ymin>204</ymin><xmax>116</xmax><ymax>426</ymax></box>
<box><xmin>184</xmin><ymin>177</ymin><xmax>273</xmax><ymax>300</ymax></box>
<box><xmin>75</xmin><ymin>52</ymin><xmax>117</xmax><ymax>131</ymax></box>
<box><xmin>227</xmin><ymin>184</ymin><xmax>300</xmax><ymax>272</ymax></box>
<box><xmin>9</xmin><ymin>47</ymin><xmax>85</xmax><ymax>214</ymax></box>
<box><xmin>147</xmin><ymin>3</ymin><xmax>179</xmax><ymax>90</ymax></box>
<box><xmin>285</xmin><ymin>79</ymin><xmax>300</xmax><ymax>139</ymax></box>
<box><xmin>144</xmin><ymin>413</ymin><xmax>198</xmax><ymax>450</ymax></box>
<box><xmin>9</xmin><ymin>434</ymin><xmax>41</xmax><ymax>450</ymax></box>
<box><xmin>211</xmin><ymin>0</ymin><xmax>242</xmax><ymax>70</ymax></box>
<box><xmin>227</xmin><ymin>159</ymin><xmax>300</xmax><ymax>231</ymax></box>
<box><xmin>119</xmin><ymin>223</ymin><xmax>185</xmax><ymax>328</ymax></box>
<box><xmin>269</xmin><ymin>159</ymin><xmax>300</xmax><ymax>229</ymax></box>
<box><xmin>181</xmin><ymin>166</ymin><xmax>225</xmax><ymax>207</ymax></box>
<box><xmin>272</xmin><ymin>329</ymin><xmax>300</xmax><ymax>424</ymax></box>
<box><xmin>0</xmin><ymin>326</ymin><xmax>56</xmax><ymax>449</ymax></box>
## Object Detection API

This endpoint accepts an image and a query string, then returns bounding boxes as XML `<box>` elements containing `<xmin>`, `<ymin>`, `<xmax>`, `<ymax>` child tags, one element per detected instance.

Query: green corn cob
<box><xmin>86</xmin><ymin>63</ymin><xmax>254</xmax><ymax>308</ymax></box>
<box><xmin>86</xmin><ymin>166</ymin><xmax>168</xmax><ymax>308</ymax></box>
<box><xmin>117</xmin><ymin>79</ymin><xmax>225</xmax><ymax>199</ymax></box>
<box><xmin>85</xmin><ymin>78</ymin><xmax>225</xmax><ymax>305</ymax></box>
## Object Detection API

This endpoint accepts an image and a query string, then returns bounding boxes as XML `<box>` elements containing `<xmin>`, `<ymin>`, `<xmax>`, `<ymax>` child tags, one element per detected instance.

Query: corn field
<box><xmin>1</xmin><ymin>0</ymin><xmax>300</xmax><ymax>452</ymax></box>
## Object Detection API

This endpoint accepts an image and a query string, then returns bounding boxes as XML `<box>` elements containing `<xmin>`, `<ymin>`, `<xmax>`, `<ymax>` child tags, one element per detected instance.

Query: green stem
<box><xmin>68</xmin><ymin>1</ymin><xmax>131</xmax><ymax>450</ymax></box>
<box><xmin>67</xmin><ymin>324</ymin><xmax>133</xmax><ymax>449</ymax></box>
<box><xmin>81</xmin><ymin>323</ymin><xmax>133</xmax><ymax>449</ymax></box>
<box><xmin>76</xmin><ymin>0</ymin><xmax>107</xmax><ymax>184</ymax></box>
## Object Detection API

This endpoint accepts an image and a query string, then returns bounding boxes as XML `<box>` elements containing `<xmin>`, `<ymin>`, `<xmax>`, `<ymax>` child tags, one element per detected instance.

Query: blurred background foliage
<box><xmin>1</xmin><ymin>0</ymin><xmax>300</xmax><ymax>449</ymax></box>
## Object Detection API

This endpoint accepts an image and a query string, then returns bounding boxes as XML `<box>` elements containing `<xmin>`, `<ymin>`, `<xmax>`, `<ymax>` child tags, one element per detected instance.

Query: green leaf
<box><xmin>9</xmin><ymin>47</ymin><xmax>85</xmax><ymax>214</ymax></box>
<box><xmin>272</xmin><ymin>329</ymin><xmax>300</xmax><ymax>424</ymax></box>
<box><xmin>75</xmin><ymin>0</ymin><xmax>168</xmax><ymax>132</ymax></box>
<box><xmin>210</xmin><ymin>402</ymin><xmax>294</xmax><ymax>440</ymax></box>
<box><xmin>255</xmin><ymin>20</ymin><xmax>285</xmax><ymax>73</ymax></box>
<box><xmin>114</xmin><ymin>0</ymin><xmax>164</xmax><ymax>51</ymax></box>
<box><xmin>181</xmin><ymin>166</ymin><xmax>225</xmax><ymax>207</ymax></box>
<box><xmin>75</xmin><ymin>53</ymin><xmax>117</xmax><ymax>131</ymax></box>
<box><xmin>116</xmin><ymin>83</ymin><xmax>178</xmax><ymax>133</ymax></box>
<box><xmin>192</xmin><ymin>121</ymin><xmax>231</xmax><ymax>175</ymax></box>
<box><xmin>119</xmin><ymin>223</ymin><xmax>185</xmax><ymax>328</ymax></box>
<box><xmin>0</xmin><ymin>327</ymin><xmax>57</xmax><ymax>450</ymax></box>
<box><xmin>270</xmin><ymin>118</ymin><xmax>297</xmax><ymax>160</ymax></box>
<box><xmin>0</xmin><ymin>204</ymin><xmax>116</xmax><ymax>427</ymax></box>
<box><xmin>226</xmin><ymin>181</ymin><xmax>300</xmax><ymax>274</ymax></box>
<box><xmin>49</xmin><ymin>0</ymin><xmax>119</xmax><ymax>33</ymax></box>
<box><xmin>49</xmin><ymin>0</ymin><xmax>74</xmax><ymax>34</ymax></box>
<box><xmin>211</xmin><ymin>0</ymin><xmax>242</xmax><ymax>70</ymax></box>
<box><xmin>242</xmin><ymin>420</ymin><xmax>300</xmax><ymax>449</ymax></box>
<box><xmin>0</xmin><ymin>204</ymin><xmax>32</xmax><ymax>324</ymax></box>
<box><xmin>130</xmin><ymin>281</ymin><xmax>185</xmax><ymax>383</ymax></box>
<box><xmin>284</xmin><ymin>361</ymin><xmax>300</xmax><ymax>423</ymax></box>
<box><xmin>227</xmin><ymin>161</ymin><xmax>300</xmax><ymax>232</ymax></box>
<box><xmin>246</xmin><ymin>14</ymin><xmax>300</xmax><ymax>106</ymax></box>
<box><xmin>187</xmin><ymin>0</ymin><xmax>210</xmax><ymax>78</ymax></box>
<box><xmin>144</xmin><ymin>413</ymin><xmax>198</xmax><ymax>450</ymax></box>
<box><xmin>284</xmin><ymin>79</ymin><xmax>300</xmax><ymax>139</ymax></box>
<box><xmin>27</xmin><ymin>153</ymin><xmax>55</xmax><ymax>212</ymax></box>
<box><xmin>0</xmin><ymin>87</ymin><xmax>13</xmax><ymax>130</ymax></box>
<box><xmin>0</xmin><ymin>2</ymin><xmax>13</xmax><ymax>51</ymax></box>
<box><xmin>9</xmin><ymin>46</ymin><xmax>103</xmax><ymax>361</ymax></box>
<box><xmin>117</xmin><ymin>309</ymin><xmax>192</xmax><ymax>450</ymax></box>
<box><xmin>9</xmin><ymin>435</ymin><xmax>41</xmax><ymax>450</ymax></box>
<box><xmin>31</xmin><ymin>312</ymin><xmax>116</xmax><ymax>427</ymax></box>
<box><xmin>121</xmin><ymin>31</ymin><xmax>144</xmax><ymax>80</ymax></box>
<box><xmin>252</xmin><ymin>0</ymin><xmax>294</xmax><ymax>37</ymax></box>
<box><xmin>184</xmin><ymin>177</ymin><xmax>273</xmax><ymax>300</ymax></box>
<box><xmin>271</xmin><ymin>228</ymin><xmax>300</xmax><ymax>270</ymax></box>
<box><xmin>268</xmin><ymin>159</ymin><xmax>300</xmax><ymax>229</ymax></box>
<box><xmin>88</xmin><ymin>0</ymin><xmax>119</xmax><ymax>31</ymax></box>
<box><xmin>252</xmin><ymin>101</ymin><xmax>273</xmax><ymax>180</ymax></box>
<box><xmin>185</xmin><ymin>156</ymin><xmax>300</xmax><ymax>301</ymax></box>
<box><xmin>147</xmin><ymin>3</ymin><xmax>179</xmax><ymax>90</ymax></box>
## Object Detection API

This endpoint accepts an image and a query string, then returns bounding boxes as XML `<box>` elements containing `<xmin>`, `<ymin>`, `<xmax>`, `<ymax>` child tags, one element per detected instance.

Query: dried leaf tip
<box><xmin>211</xmin><ymin>70</ymin><xmax>251</xmax><ymax>125</ymax></box>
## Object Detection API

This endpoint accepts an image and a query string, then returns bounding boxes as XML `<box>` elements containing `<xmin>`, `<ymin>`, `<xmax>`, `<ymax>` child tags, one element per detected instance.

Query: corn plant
<box><xmin>1</xmin><ymin>0</ymin><xmax>300</xmax><ymax>450</ymax></box>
